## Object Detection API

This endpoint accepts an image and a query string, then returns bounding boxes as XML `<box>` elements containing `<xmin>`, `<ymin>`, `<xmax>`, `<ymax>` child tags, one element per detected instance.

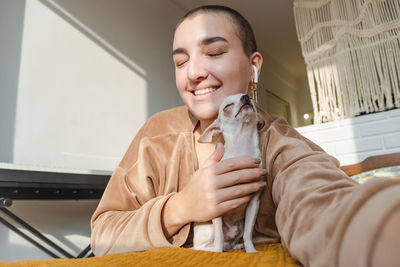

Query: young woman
<box><xmin>91</xmin><ymin>5</ymin><xmax>400</xmax><ymax>266</ymax></box>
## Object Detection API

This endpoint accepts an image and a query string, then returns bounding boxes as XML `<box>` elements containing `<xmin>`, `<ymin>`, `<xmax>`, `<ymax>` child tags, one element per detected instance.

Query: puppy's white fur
<box><xmin>192</xmin><ymin>93</ymin><xmax>265</xmax><ymax>253</ymax></box>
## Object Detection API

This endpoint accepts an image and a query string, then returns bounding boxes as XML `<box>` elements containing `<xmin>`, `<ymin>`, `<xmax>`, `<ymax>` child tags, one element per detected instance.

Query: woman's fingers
<box><xmin>216</xmin><ymin>181</ymin><xmax>266</xmax><ymax>204</ymax></box>
<box><xmin>215</xmin><ymin>167</ymin><xmax>267</xmax><ymax>188</ymax></box>
<box><xmin>214</xmin><ymin>156</ymin><xmax>261</xmax><ymax>174</ymax></box>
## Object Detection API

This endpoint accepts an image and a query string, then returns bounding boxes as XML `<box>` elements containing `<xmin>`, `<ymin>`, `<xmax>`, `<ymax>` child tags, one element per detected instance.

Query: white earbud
<box><xmin>252</xmin><ymin>65</ymin><xmax>258</xmax><ymax>83</ymax></box>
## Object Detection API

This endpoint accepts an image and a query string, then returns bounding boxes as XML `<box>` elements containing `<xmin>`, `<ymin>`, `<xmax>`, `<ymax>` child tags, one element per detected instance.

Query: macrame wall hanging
<box><xmin>293</xmin><ymin>0</ymin><xmax>400</xmax><ymax>123</ymax></box>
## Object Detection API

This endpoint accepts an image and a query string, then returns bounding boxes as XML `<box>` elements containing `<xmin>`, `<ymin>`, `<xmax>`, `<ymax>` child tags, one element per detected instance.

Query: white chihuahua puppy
<box><xmin>193</xmin><ymin>93</ymin><xmax>265</xmax><ymax>253</ymax></box>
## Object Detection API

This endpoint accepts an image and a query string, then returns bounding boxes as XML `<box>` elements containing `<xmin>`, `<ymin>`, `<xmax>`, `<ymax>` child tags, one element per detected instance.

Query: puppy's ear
<box><xmin>257</xmin><ymin>114</ymin><xmax>265</xmax><ymax>131</ymax></box>
<box><xmin>199</xmin><ymin>119</ymin><xmax>222</xmax><ymax>143</ymax></box>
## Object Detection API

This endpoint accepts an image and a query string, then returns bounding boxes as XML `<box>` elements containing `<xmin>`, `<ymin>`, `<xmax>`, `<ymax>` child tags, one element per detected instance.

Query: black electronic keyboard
<box><xmin>0</xmin><ymin>163</ymin><xmax>111</xmax><ymax>259</ymax></box>
<box><xmin>0</xmin><ymin>163</ymin><xmax>111</xmax><ymax>200</ymax></box>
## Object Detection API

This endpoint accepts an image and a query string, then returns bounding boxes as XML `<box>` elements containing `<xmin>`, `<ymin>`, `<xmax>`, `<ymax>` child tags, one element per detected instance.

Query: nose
<box><xmin>187</xmin><ymin>56</ymin><xmax>207</xmax><ymax>82</ymax></box>
<box><xmin>241</xmin><ymin>94</ymin><xmax>251</xmax><ymax>104</ymax></box>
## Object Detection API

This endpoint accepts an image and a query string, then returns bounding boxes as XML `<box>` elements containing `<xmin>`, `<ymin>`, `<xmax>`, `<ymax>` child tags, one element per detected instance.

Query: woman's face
<box><xmin>173</xmin><ymin>12</ymin><xmax>257</xmax><ymax>122</ymax></box>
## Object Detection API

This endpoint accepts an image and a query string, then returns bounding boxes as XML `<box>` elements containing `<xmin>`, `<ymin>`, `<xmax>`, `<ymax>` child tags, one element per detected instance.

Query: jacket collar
<box><xmin>186</xmin><ymin>107</ymin><xmax>200</xmax><ymax>132</ymax></box>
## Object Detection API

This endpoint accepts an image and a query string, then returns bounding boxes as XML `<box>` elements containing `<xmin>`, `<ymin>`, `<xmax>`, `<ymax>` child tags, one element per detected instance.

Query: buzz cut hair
<box><xmin>176</xmin><ymin>5</ymin><xmax>258</xmax><ymax>57</ymax></box>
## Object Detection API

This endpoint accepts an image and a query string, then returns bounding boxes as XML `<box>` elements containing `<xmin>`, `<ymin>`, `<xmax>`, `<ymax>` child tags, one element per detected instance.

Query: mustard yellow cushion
<box><xmin>0</xmin><ymin>244</ymin><xmax>301</xmax><ymax>267</ymax></box>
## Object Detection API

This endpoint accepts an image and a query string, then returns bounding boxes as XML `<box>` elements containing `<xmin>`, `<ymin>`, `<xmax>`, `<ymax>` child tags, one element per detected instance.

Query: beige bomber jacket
<box><xmin>91</xmin><ymin>106</ymin><xmax>400</xmax><ymax>266</ymax></box>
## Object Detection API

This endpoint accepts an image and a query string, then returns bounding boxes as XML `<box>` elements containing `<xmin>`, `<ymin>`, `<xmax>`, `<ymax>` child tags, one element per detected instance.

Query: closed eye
<box><xmin>208</xmin><ymin>52</ymin><xmax>224</xmax><ymax>57</ymax></box>
<box><xmin>223</xmin><ymin>103</ymin><xmax>234</xmax><ymax>117</ymax></box>
<box><xmin>223</xmin><ymin>103</ymin><xmax>233</xmax><ymax>110</ymax></box>
<box><xmin>175</xmin><ymin>60</ymin><xmax>187</xmax><ymax>67</ymax></box>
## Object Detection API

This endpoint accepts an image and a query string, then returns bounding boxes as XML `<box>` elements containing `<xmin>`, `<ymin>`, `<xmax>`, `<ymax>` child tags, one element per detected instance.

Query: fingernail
<box><xmin>254</xmin><ymin>158</ymin><xmax>261</xmax><ymax>164</ymax></box>
<box><xmin>261</xmin><ymin>169</ymin><xmax>267</xmax><ymax>175</ymax></box>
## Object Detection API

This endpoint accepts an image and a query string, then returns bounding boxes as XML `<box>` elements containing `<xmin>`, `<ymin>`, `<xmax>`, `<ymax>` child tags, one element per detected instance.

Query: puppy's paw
<box><xmin>244</xmin><ymin>243</ymin><xmax>258</xmax><ymax>253</ymax></box>
<box><xmin>211</xmin><ymin>247</ymin><xmax>224</xmax><ymax>253</ymax></box>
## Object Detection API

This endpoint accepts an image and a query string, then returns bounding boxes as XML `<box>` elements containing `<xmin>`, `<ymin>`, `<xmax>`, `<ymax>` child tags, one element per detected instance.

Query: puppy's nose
<box><xmin>241</xmin><ymin>94</ymin><xmax>251</xmax><ymax>104</ymax></box>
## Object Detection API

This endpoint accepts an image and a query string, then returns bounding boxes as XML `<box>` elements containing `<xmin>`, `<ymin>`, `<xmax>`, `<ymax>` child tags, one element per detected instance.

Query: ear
<box><xmin>250</xmin><ymin>52</ymin><xmax>263</xmax><ymax>81</ymax></box>
<box><xmin>198</xmin><ymin>119</ymin><xmax>222</xmax><ymax>143</ymax></box>
<box><xmin>257</xmin><ymin>114</ymin><xmax>265</xmax><ymax>131</ymax></box>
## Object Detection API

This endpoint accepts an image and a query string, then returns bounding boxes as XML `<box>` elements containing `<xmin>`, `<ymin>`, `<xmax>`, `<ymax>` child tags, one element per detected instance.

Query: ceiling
<box><xmin>171</xmin><ymin>0</ymin><xmax>307</xmax><ymax>80</ymax></box>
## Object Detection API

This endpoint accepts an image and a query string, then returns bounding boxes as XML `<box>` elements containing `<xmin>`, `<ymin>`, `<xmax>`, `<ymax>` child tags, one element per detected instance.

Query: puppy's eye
<box><xmin>223</xmin><ymin>103</ymin><xmax>233</xmax><ymax>117</ymax></box>
<box><xmin>223</xmin><ymin>103</ymin><xmax>233</xmax><ymax>110</ymax></box>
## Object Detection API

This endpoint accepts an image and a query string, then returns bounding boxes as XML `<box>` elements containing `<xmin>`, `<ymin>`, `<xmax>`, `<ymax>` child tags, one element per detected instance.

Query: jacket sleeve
<box><xmin>265</xmin><ymin>118</ymin><xmax>400</xmax><ymax>267</ymax></box>
<box><xmin>90</xmin><ymin>124</ymin><xmax>190</xmax><ymax>256</ymax></box>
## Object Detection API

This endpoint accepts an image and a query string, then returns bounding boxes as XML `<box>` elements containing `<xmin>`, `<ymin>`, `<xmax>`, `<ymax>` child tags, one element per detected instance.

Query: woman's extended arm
<box><xmin>265</xmin><ymin>117</ymin><xmax>400</xmax><ymax>266</ymax></box>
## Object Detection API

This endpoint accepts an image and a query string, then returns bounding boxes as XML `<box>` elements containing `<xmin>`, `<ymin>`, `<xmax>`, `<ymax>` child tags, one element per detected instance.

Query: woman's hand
<box><xmin>162</xmin><ymin>143</ymin><xmax>267</xmax><ymax>238</ymax></box>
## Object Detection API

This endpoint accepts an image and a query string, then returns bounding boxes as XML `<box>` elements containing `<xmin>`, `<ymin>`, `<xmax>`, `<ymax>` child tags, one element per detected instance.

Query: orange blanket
<box><xmin>0</xmin><ymin>244</ymin><xmax>301</xmax><ymax>267</ymax></box>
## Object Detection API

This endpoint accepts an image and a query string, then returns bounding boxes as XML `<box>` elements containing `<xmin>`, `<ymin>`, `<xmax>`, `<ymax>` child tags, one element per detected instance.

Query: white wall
<box><xmin>296</xmin><ymin>108</ymin><xmax>400</xmax><ymax>165</ymax></box>
<box><xmin>12</xmin><ymin>0</ymin><xmax>184</xmax><ymax>171</ymax></box>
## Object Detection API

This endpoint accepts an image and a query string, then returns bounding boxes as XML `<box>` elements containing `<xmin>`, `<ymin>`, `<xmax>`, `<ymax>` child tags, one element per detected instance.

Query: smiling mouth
<box><xmin>193</xmin><ymin>86</ymin><xmax>220</xmax><ymax>96</ymax></box>
<box><xmin>235</xmin><ymin>103</ymin><xmax>255</xmax><ymax>118</ymax></box>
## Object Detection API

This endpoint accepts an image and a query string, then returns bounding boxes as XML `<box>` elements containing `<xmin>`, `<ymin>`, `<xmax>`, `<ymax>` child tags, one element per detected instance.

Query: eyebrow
<box><xmin>172</xmin><ymin>47</ymin><xmax>187</xmax><ymax>56</ymax></box>
<box><xmin>200</xmin><ymin>36</ymin><xmax>228</xmax><ymax>46</ymax></box>
<box><xmin>172</xmin><ymin>36</ymin><xmax>229</xmax><ymax>56</ymax></box>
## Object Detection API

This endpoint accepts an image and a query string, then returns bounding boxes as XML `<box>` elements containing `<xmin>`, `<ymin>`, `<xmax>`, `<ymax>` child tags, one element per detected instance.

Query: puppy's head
<box><xmin>199</xmin><ymin>94</ymin><xmax>265</xmax><ymax>143</ymax></box>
